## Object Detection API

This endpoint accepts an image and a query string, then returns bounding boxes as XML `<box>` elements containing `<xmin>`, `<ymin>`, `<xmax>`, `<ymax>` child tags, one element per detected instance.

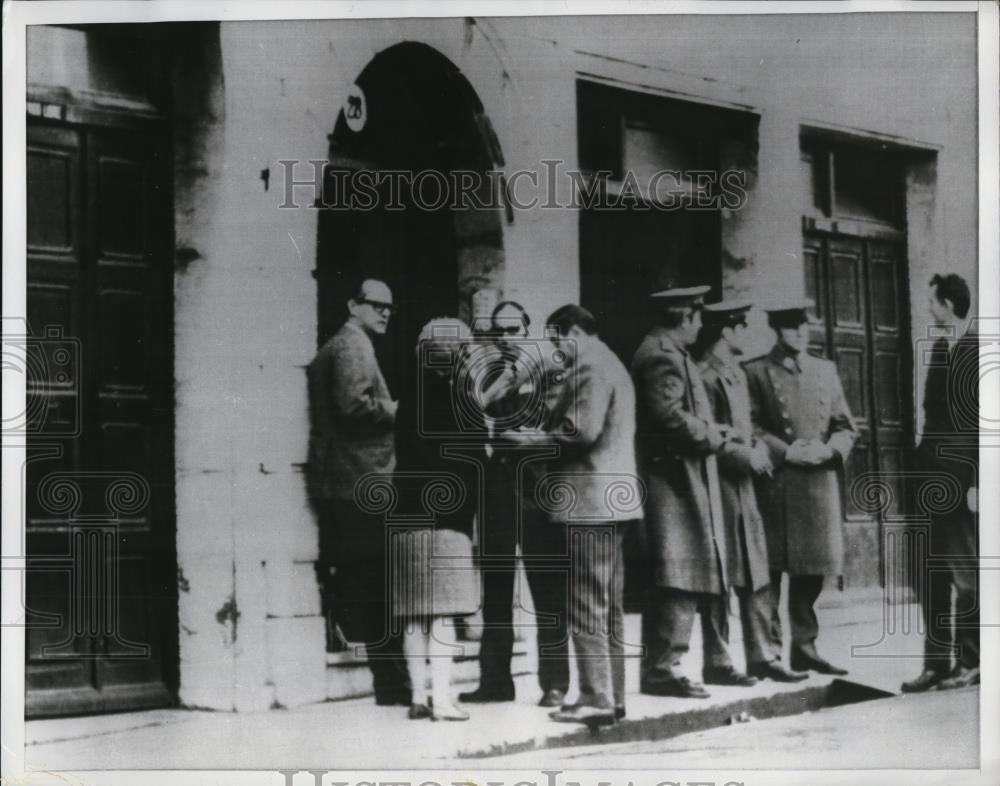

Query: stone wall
<box><xmin>170</xmin><ymin>13</ymin><xmax>978</xmax><ymax>710</ymax></box>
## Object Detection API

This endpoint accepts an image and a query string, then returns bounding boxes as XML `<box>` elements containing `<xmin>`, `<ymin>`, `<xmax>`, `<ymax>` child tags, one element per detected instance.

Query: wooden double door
<box><xmin>25</xmin><ymin>120</ymin><xmax>176</xmax><ymax>716</ymax></box>
<box><xmin>803</xmin><ymin>230</ymin><xmax>913</xmax><ymax>586</ymax></box>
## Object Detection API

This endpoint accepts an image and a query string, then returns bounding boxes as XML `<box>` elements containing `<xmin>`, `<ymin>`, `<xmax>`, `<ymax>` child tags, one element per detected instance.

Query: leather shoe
<box><xmin>703</xmin><ymin>666</ymin><xmax>758</xmax><ymax>687</ymax></box>
<box><xmin>614</xmin><ymin>706</ymin><xmax>626</xmax><ymax>721</ymax></box>
<box><xmin>937</xmin><ymin>665</ymin><xmax>980</xmax><ymax>691</ymax></box>
<box><xmin>748</xmin><ymin>661</ymin><xmax>809</xmax><ymax>683</ymax></box>
<box><xmin>640</xmin><ymin>676</ymin><xmax>711</xmax><ymax>699</ymax></box>
<box><xmin>407</xmin><ymin>702</ymin><xmax>432</xmax><ymax>720</ymax></box>
<box><xmin>538</xmin><ymin>688</ymin><xmax>566</xmax><ymax>708</ymax></box>
<box><xmin>790</xmin><ymin>653</ymin><xmax>848</xmax><ymax>676</ymax></box>
<box><xmin>458</xmin><ymin>685</ymin><xmax>515</xmax><ymax>703</ymax></box>
<box><xmin>549</xmin><ymin>705</ymin><xmax>616</xmax><ymax>726</ymax></box>
<box><xmin>900</xmin><ymin>668</ymin><xmax>947</xmax><ymax>693</ymax></box>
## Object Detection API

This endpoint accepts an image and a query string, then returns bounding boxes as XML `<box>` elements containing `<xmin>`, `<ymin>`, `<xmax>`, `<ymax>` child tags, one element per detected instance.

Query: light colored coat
<box><xmin>632</xmin><ymin>327</ymin><xmax>727</xmax><ymax>594</ymax></box>
<box><xmin>306</xmin><ymin>321</ymin><xmax>396</xmax><ymax>502</ymax></box>
<box><xmin>541</xmin><ymin>338</ymin><xmax>644</xmax><ymax>524</ymax></box>
<box><xmin>700</xmin><ymin>352</ymin><xmax>771</xmax><ymax>592</ymax></box>
<box><xmin>743</xmin><ymin>345</ymin><xmax>857</xmax><ymax>576</ymax></box>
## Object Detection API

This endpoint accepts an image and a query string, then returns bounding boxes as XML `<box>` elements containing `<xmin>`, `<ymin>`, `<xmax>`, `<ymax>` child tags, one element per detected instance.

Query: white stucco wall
<box><xmin>173</xmin><ymin>12</ymin><xmax>977</xmax><ymax>710</ymax></box>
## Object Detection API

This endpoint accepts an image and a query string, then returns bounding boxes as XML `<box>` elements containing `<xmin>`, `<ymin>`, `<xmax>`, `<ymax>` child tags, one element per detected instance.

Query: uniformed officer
<box><xmin>743</xmin><ymin>299</ymin><xmax>858</xmax><ymax>676</ymax></box>
<box><xmin>698</xmin><ymin>301</ymin><xmax>807</xmax><ymax>683</ymax></box>
<box><xmin>632</xmin><ymin>285</ymin><xmax>733</xmax><ymax>699</ymax></box>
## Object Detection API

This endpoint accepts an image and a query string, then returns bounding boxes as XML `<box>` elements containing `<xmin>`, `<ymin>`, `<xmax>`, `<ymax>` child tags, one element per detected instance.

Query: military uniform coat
<box><xmin>743</xmin><ymin>345</ymin><xmax>858</xmax><ymax>576</ymax></box>
<box><xmin>632</xmin><ymin>327</ymin><xmax>727</xmax><ymax>594</ymax></box>
<box><xmin>700</xmin><ymin>352</ymin><xmax>771</xmax><ymax>591</ymax></box>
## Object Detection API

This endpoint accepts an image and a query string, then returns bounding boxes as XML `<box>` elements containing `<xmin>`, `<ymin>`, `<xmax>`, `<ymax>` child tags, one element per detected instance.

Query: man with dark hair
<box><xmin>459</xmin><ymin>300</ymin><xmax>571</xmax><ymax>707</ymax></box>
<box><xmin>902</xmin><ymin>273</ymin><xmax>979</xmax><ymax>692</ymax></box>
<box><xmin>744</xmin><ymin>299</ymin><xmax>857</xmax><ymax>677</ymax></box>
<box><xmin>307</xmin><ymin>278</ymin><xmax>411</xmax><ymax>705</ymax></box>
<box><xmin>631</xmin><ymin>286</ymin><xmax>732</xmax><ymax>699</ymax></box>
<box><xmin>699</xmin><ymin>302</ymin><xmax>807</xmax><ymax>684</ymax></box>
<box><xmin>929</xmin><ymin>273</ymin><xmax>972</xmax><ymax>320</ymax></box>
<box><xmin>535</xmin><ymin>304</ymin><xmax>642</xmax><ymax>724</ymax></box>
<box><xmin>546</xmin><ymin>303</ymin><xmax>599</xmax><ymax>337</ymax></box>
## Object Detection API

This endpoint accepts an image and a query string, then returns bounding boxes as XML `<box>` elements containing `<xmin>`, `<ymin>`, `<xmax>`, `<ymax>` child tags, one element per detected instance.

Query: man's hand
<box><xmin>785</xmin><ymin>439</ymin><xmax>834</xmax><ymax>467</ymax></box>
<box><xmin>726</xmin><ymin>428</ymin><xmax>752</xmax><ymax>446</ymax></box>
<box><xmin>749</xmin><ymin>441</ymin><xmax>773</xmax><ymax>476</ymax></box>
<box><xmin>497</xmin><ymin>426</ymin><xmax>549</xmax><ymax>447</ymax></box>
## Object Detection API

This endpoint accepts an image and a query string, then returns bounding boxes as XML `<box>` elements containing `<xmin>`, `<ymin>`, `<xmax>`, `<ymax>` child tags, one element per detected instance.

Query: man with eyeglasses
<box><xmin>459</xmin><ymin>300</ymin><xmax>571</xmax><ymax>708</ymax></box>
<box><xmin>307</xmin><ymin>278</ymin><xmax>410</xmax><ymax>706</ymax></box>
<box><xmin>631</xmin><ymin>285</ymin><xmax>731</xmax><ymax>699</ymax></box>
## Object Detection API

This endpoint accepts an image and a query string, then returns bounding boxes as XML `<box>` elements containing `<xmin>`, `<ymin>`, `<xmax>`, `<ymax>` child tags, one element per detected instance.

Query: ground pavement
<box><xmin>23</xmin><ymin>593</ymin><xmax>969</xmax><ymax>771</ymax></box>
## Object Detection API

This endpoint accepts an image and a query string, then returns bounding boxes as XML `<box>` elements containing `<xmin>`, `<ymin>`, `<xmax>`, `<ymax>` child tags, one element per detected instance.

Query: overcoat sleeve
<box><xmin>824</xmin><ymin>365</ymin><xmax>858</xmax><ymax>464</ymax></box>
<box><xmin>746</xmin><ymin>364</ymin><xmax>790</xmax><ymax>468</ymax></box>
<box><xmin>638</xmin><ymin>349</ymin><xmax>722</xmax><ymax>456</ymax></box>
<box><xmin>703</xmin><ymin>371</ymin><xmax>755</xmax><ymax>476</ymax></box>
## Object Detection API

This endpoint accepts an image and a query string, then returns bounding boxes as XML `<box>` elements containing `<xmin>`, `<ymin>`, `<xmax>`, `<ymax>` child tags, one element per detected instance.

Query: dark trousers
<box><xmin>642</xmin><ymin>586</ymin><xmax>726</xmax><ymax>685</ymax></box>
<box><xmin>567</xmin><ymin>522</ymin><xmax>627</xmax><ymax>710</ymax></box>
<box><xmin>316</xmin><ymin>498</ymin><xmax>410</xmax><ymax>701</ymax></box>
<box><xmin>701</xmin><ymin>583</ymin><xmax>776</xmax><ymax>671</ymax></box>
<box><xmin>921</xmin><ymin>512</ymin><xmax>980</xmax><ymax>672</ymax></box>
<box><xmin>766</xmin><ymin>571</ymin><xmax>824</xmax><ymax>661</ymax></box>
<box><xmin>478</xmin><ymin>462</ymin><xmax>570</xmax><ymax>694</ymax></box>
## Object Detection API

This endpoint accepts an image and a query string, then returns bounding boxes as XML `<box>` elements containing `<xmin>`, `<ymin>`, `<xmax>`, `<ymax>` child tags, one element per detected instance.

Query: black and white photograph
<box><xmin>2</xmin><ymin>1</ymin><xmax>997</xmax><ymax>783</ymax></box>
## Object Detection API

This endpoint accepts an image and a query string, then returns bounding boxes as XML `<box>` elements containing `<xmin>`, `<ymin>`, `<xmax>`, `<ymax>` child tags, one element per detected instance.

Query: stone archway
<box><xmin>315</xmin><ymin>42</ymin><xmax>506</xmax><ymax>396</ymax></box>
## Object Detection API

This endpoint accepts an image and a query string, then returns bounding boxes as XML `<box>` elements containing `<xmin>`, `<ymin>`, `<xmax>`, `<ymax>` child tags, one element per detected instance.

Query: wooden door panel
<box><xmin>829</xmin><ymin>245</ymin><xmax>864</xmax><ymax>328</ymax></box>
<box><xmin>875</xmin><ymin>350</ymin><xmax>903</xmax><ymax>425</ymax></box>
<box><xmin>25</xmin><ymin>120</ymin><xmax>176</xmax><ymax>717</ymax></box>
<box><xmin>27</xmin><ymin>127</ymin><xmax>81</xmax><ymax>256</ymax></box>
<box><xmin>803</xmin><ymin>230</ymin><xmax>912</xmax><ymax>586</ymax></box>
<box><xmin>835</xmin><ymin>346</ymin><xmax>868</xmax><ymax>425</ymax></box>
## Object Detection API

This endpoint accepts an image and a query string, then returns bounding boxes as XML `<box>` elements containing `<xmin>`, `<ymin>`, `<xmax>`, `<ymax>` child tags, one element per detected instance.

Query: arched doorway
<box><xmin>315</xmin><ymin>42</ymin><xmax>505</xmax><ymax>399</ymax></box>
<box><xmin>314</xmin><ymin>43</ymin><xmax>505</xmax><ymax>653</ymax></box>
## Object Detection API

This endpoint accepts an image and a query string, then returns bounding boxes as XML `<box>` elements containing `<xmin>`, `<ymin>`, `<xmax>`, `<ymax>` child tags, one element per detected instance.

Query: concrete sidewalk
<box><xmin>24</xmin><ymin>593</ymin><xmax>932</xmax><ymax>770</ymax></box>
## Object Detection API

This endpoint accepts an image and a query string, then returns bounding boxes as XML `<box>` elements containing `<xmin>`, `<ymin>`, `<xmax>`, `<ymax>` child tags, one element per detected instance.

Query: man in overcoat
<box><xmin>901</xmin><ymin>273</ymin><xmax>979</xmax><ymax>693</ymax></box>
<box><xmin>632</xmin><ymin>285</ymin><xmax>731</xmax><ymax>699</ymax></box>
<box><xmin>307</xmin><ymin>278</ymin><xmax>410</xmax><ymax>705</ymax></box>
<box><xmin>743</xmin><ymin>299</ymin><xmax>857</xmax><ymax>676</ymax></box>
<box><xmin>699</xmin><ymin>301</ymin><xmax>807</xmax><ymax>683</ymax></box>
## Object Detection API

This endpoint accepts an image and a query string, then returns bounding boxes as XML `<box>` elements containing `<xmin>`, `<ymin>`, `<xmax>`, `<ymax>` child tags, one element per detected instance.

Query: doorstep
<box><xmin>326</xmin><ymin>639</ymin><xmax>532</xmax><ymax>701</ymax></box>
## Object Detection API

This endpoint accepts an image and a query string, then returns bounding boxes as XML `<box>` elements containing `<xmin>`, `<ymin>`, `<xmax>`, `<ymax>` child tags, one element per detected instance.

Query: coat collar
<box><xmin>342</xmin><ymin>319</ymin><xmax>374</xmax><ymax>348</ymax></box>
<box><xmin>768</xmin><ymin>342</ymin><xmax>803</xmax><ymax>373</ymax></box>
<box><xmin>651</xmin><ymin>326</ymin><xmax>689</xmax><ymax>358</ymax></box>
<box><xmin>706</xmin><ymin>350</ymin><xmax>741</xmax><ymax>382</ymax></box>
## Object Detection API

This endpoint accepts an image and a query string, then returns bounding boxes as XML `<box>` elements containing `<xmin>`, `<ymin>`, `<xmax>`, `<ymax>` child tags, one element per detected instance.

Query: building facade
<box><xmin>23</xmin><ymin>13</ymin><xmax>977</xmax><ymax>716</ymax></box>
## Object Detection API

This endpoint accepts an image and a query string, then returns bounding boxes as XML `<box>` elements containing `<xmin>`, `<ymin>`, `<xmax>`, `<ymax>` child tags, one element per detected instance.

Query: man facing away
<box><xmin>631</xmin><ymin>285</ymin><xmax>735</xmax><ymax>699</ymax></box>
<box><xmin>743</xmin><ymin>299</ymin><xmax>857</xmax><ymax>677</ymax></box>
<box><xmin>698</xmin><ymin>301</ymin><xmax>807</xmax><ymax>684</ymax></box>
<box><xmin>307</xmin><ymin>278</ymin><xmax>410</xmax><ymax>705</ymax></box>
<box><xmin>523</xmin><ymin>304</ymin><xmax>642</xmax><ymax>725</ymax></box>
<box><xmin>902</xmin><ymin>273</ymin><xmax>979</xmax><ymax>692</ymax></box>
